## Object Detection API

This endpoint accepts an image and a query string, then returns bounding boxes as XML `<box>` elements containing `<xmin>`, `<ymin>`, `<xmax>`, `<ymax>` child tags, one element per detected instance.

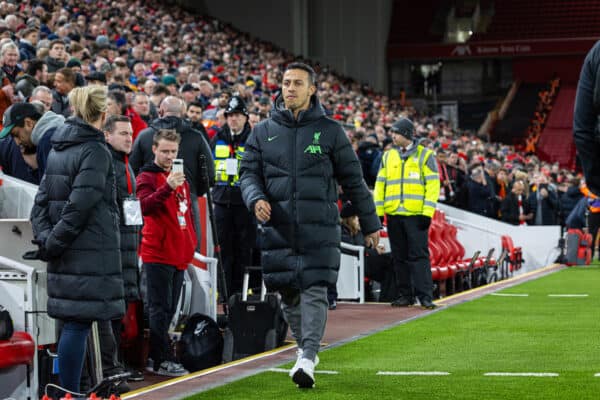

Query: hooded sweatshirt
<box><xmin>32</xmin><ymin>110</ymin><xmax>65</xmax><ymax>179</ymax></box>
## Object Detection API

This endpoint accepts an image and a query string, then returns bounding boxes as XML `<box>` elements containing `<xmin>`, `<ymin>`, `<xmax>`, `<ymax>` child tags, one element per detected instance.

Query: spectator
<box><xmin>30</xmin><ymin>85</ymin><xmax>53</xmax><ymax>111</ymax></box>
<box><xmin>500</xmin><ymin>180</ymin><xmax>533</xmax><ymax>225</ymax></box>
<box><xmin>26</xmin><ymin>58</ymin><xmax>48</xmax><ymax>85</ymax></box>
<box><xmin>558</xmin><ymin>177</ymin><xmax>583</xmax><ymax>227</ymax></box>
<box><xmin>136</xmin><ymin>128</ymin><xmax>196</xmax><ymax>377</ymax></box>
<box><xmin>240</xmin><ymin>62</ymin><xmax>380</xmax><ymax>389</ymax></box>
<box><xmin>52</xmin><ymin>67</ymin><xmax>75</xmax><ymax>117</ymax></box>
<box><xmin>30</xmin><ymin>85</ymin><xmax>124</xmax><ymax>395</ymax></box>
<box><xmin>107</xmin><ymin>90</ymin><xmax>147</xmax><ymax>141</ymax></box>
<box><xmin>18</xmin><ymin>27</ymin><xmax>38</xmax><ymax>61</ymax></box>
<box><xmin>1</xmin><ymin>41</ymin><xmax>22</xmax><ymax>83</ymax></box>
<box><xmin>45</xmin><ymin>39</ymin><xmax>66</xmax><ymax>73</ymax></box>
<box><xmin>132</xmin><ymin>91</ymin><xmax>153</xmax><ymax>124</ymax></box>
<box><xmin>185</xmin><ymin>100</ymin><xmax>209</xmax><ymax>142</ymax></box>
<box><xmin>528</xmin><ymin>174</ymin><xmax>558</xmax><ymax>225</ymax></box>
<box><xmin>466</xmin><ymin>167</ymin><xmax>493</xmax><ymax>217</ymax></box>
<box><xmin>0</xmin><ymin>102</ymin><xmax>64</xmax><ymax>183</ymax></box>
<box><xmin>248</xmin><ymin>110</ymin><xmax>261</xmax><ymax>129</ymax></box>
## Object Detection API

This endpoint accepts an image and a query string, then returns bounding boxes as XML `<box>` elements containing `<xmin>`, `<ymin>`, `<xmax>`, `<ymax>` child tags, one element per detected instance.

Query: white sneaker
<box><xmin>292</xmin><ymin>357</ymin><xmax>315</xmax><ymax>388</ymax></box>
<box><xmin>289</xmin><ymin>349</ymin><xmax>319</xmax><ymax>377</ymax></box>
<box><xmin>153</xmin><ymin>361</ymin><xmax>189</xmax><ymax>377</ymax></box>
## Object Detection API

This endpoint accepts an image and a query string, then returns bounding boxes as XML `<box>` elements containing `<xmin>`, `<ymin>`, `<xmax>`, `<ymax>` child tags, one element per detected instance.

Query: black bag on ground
<box><xmin>179</xmin><ymin>313</ymin><xmax>223</xmax><ymax>372</ymax></box>
<box><xmin>225</xmin><ymin>267</ymin><xmax>288</xmax><ymax>361</ymax></box>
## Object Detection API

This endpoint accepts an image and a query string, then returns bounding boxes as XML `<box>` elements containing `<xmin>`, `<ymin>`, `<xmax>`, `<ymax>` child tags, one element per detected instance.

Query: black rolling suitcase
<box><xmin>224</xmin><ymin>267</ymin><xmax>288</xmax><ymax>361</ymax></box>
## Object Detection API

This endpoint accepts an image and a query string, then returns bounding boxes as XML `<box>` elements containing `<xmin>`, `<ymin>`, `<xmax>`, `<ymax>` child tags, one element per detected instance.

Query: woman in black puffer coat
<box><xmin>30</xmin><ymin>85</ymin><xmax>124</xmax><ymax>394</ymax></box>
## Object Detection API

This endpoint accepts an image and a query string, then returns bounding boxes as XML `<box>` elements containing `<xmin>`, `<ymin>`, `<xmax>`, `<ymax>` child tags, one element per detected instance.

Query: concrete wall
<box><xmin>179</xmin><ymin>0</ymin><xmax>392</xmax><ymax>92</ymax></box>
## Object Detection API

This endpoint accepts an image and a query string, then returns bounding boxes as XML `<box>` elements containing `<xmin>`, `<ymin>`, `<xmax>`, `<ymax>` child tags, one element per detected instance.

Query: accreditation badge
<box><xmin>123</xmin><ymin>198</ymin><xmax>143</xmax><ymax>226</ymax></box>
<box><xmin>225</xmin><ymin>158</ymin><xmax>238</xmax><ymax>175</ymax></box>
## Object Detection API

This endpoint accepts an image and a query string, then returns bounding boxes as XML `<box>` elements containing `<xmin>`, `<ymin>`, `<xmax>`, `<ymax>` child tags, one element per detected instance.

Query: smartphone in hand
<box><xmin>172</xmin><ymin>159</ymin><xmax>184</xmax><ymax>173</ymax></box>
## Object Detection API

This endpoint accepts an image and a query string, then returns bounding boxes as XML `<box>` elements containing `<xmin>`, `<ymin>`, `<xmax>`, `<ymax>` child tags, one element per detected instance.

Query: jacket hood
<box><xmin>149</xmin><ymin>115</ymin><xmax>191</xmax><ymax>132</ymax></box>
<box><xmin>271</xmin><ymin>94</ymin><xmax>326</xmax><ymax>127</ymax></box>
<box><xmin>51</xmin><ymin>117</ymin><xmax>106</xmax><ymax>150</ymax></box>
<box><xmin>31</xmin><ymin>111</ymin><xmax>65</xmax><ymax>145</ymax></box>
<box><xmin>140</xmin><ymin>162</ymin><xmax>167</xmax><ymax>174</ymax></box>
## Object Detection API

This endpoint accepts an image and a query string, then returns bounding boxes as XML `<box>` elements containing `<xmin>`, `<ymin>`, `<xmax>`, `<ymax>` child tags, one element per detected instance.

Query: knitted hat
<box><xmin>390</xmin><ymin>117</ymin><xmax>414</xmax><ymax>140</ymax></box>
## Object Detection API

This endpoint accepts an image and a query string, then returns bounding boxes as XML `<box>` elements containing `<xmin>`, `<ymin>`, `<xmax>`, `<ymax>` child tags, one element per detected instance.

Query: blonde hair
<box><xmin>68</xmin><ymin>85</ymin><xmax>107</xmax><ymax>124</ymax></box>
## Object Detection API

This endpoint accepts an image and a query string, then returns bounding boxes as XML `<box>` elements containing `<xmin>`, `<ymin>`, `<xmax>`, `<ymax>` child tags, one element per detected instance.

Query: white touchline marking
<box><xmin>484</xmin><ymin>372</ymin><xmax>558</xmax><ymax>377</ymax></box>
<box><xmin>594</xmin><ymin>373</ymin><xmax>600</xmax><ymax>377</ymax></box>
<box><xmin>268</xmin><ymin>368</ymin><xmax>339</xmax><ymax>375</ymax></box>
<box><xmin>490</xmin><ymin>293</ymin><xmax>529</xmax><ymax>297</ymax></box>
<box><xmin>548</xmin><ymin>294</ymin><xmax>589</xmax><ymax>297</ymax></box>
<box><xmin>377</xmin><ymin>371</ymin><xmax>450</xmax><ymax>376</ymax></box>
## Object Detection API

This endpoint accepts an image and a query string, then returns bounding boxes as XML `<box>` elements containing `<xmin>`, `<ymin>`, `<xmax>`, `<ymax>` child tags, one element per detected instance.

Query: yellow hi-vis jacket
<box><xmin>374</xmin><ymin>144</ymin><xmax>440</xmax><ymax>217</ymax></box>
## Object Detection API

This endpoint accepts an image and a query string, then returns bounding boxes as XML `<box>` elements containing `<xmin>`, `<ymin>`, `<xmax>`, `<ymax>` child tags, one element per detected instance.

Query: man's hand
<box><xmin>364</xmin><ymin>231</ymin><xmax>380</xmax><ymax>248</ymax></box>
<box><xmin>254</xmin><ymin>199</ymin><xmax>271</xmax><ymax>223</ymax></box>
<box><xmin>540</xmin><ymin>187</ymin><xmax>549</xmax><ymax>198</ymax></box>
<box><xmin>167</xmin><ymin>171</ymin><xmax>186</xmax><ymax>189</ymax></box>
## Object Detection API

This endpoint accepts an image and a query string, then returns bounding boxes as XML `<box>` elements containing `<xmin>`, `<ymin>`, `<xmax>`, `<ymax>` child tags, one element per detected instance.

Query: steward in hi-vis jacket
<box><xmin>374</xmin><ymin>117</ymin><xmax>440</xmax><ymax>309</ymax></box>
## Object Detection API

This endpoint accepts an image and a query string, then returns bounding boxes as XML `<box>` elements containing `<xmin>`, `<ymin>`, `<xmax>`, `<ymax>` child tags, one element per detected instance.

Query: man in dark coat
<box><xmin>527</xmin><ymin>174</ymin><xmax>559</xmax><ymax>225</ymax></box>
<box><xmin>100</xmin><ymin>115</ymin><xmax>143</xmax><ymax>385</ymax></box>
<box><xmin>30</xmin><ymin>100</ymin><xmax>124</xmax><ymax>393</ymax></box>
<box><xmin>500</xmin><ymin>180</ymin><xmax>533</xmax><ymax>225</ymax></box>
<box><xmin>130</xmin><ymin>96</ymin><xmax>214</xmax><ymax>247</ymax></box>
<box><xmin>574</xmin><ymin>40</ymin><xmax>600</xmax><ymax>197</ymax></box>
<box><xmin>240</xmin><ymin>62</ymin><xmax>380</xmax><ymax>389</ymax></box>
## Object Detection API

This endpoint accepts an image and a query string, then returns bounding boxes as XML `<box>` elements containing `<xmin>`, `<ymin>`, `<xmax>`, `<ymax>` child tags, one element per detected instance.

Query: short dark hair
<box><xmin>152</xmin><ymin>83</ymin><xmax>170</xmax><ymax>97</ymax></box>
<box><xmin>103</xmin><ymin>114</ymin><xmax>130</xmax><ymax>133</ymax></box>
<box><xmin>187</xmin><ymin>100</ymin><xmax>203</xmax><ymax>111</ymax></box>
<box><xmin>108</xmin><ymin>90</ymin><xmax>127</xmax><ymax>114</ymax></box>
<box><xmin>284</xmin><ymin>62</ymin><xmax>317</xmax><ymax>85</ymax></box>
<box><xmin>56</xmin><ymin>67</ymin><xmax>76</xmax><ymax>85</ymax></box>
<box><xmin>153</xmin><ymin>128</ymin><xmax>181</xmax><ymax>146</ymax></box>
<box><xmin>50</xmin><ymin>39</ymin><xmax>65</xmax><ymax>50</ymax></box>
<box><xmin>26</xmin><ymin>59</ymin><xmax>45</xmax><ymax>76</ymax></box>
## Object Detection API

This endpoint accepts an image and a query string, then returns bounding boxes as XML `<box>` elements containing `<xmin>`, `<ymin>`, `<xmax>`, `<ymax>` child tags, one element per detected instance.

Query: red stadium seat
<box><xmin>0</xmin><ymin>331</ymin><xmax>35</xmax><ymax>369</ymax></box>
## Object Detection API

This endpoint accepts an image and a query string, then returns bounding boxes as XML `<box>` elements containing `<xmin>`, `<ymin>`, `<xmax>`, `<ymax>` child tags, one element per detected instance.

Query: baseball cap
<box><xmin>0</xmin><ymin>103</ymin><xmax>43</xmax><ymax>139</ymax></box>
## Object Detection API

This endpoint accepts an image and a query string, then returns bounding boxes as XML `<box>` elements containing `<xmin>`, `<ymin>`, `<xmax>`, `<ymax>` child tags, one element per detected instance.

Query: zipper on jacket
<box><xmin>291</xmin><ymin>125</ymin><xmax>298</xmax><ymax>254</ymax></box>
<box><xmin>400</xmin><ymin>150</ymin><xmax>405</xmax><ymax>203</ymax></box>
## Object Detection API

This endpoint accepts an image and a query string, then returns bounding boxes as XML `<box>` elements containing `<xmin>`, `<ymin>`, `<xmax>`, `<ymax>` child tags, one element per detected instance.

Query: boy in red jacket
<box><xmin>136</xmin><ymin>128</ymin><xmax>197</xmax><ymax>377</ymax></box>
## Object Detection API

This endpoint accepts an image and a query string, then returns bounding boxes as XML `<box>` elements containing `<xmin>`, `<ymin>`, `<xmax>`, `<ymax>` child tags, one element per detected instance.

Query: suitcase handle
<box><xmin>242</xmin><ymin>266</ymin><xmax>267</xmax><ymax>302</ymax></box>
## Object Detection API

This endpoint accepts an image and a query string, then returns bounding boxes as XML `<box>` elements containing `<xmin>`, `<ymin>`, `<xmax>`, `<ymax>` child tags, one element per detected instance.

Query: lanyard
<box><xmin>124</xmin><ymin>155</ymin><xmax>133</xmax><ymax>195</ymax></box>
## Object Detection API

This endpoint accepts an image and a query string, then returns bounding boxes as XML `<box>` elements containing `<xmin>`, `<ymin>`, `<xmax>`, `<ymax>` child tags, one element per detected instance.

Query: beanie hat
<box><xmin>390</xmin><ymin>117</ymin><xmax>414</xmax><ymax>140</ymax></box>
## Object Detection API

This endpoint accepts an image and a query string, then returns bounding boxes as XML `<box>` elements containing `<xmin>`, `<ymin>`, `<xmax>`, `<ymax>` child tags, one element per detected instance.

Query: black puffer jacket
<box><xmin>574</xmin><ymin>40</ymin><xmax>600</xmax><ymax>196</ymax></box>
<box><xmin>30</xmin><ymin>117</ymin><xmax>124</xmax><ymax>322</ymax></box>
<box><xmin>240</xmin><ymin>94</ymin><xmax>380</xmax><ymax>290</ymax></box>
<box><xmin>129</xmin><ymin>116</ymin><xmax>214</xmax><ymax>196</ymax></box>
<box><xmin>109</xmin><ymin>146</ymin><xmax>140</xmax><ymax>301</ymax></box>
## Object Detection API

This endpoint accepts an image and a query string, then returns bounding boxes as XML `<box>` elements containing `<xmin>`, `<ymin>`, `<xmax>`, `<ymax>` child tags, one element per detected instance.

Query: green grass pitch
<box><xmin>186</xmin><ymin>265</ymin><xmax>600</xmax><ymax>400</ymax></box>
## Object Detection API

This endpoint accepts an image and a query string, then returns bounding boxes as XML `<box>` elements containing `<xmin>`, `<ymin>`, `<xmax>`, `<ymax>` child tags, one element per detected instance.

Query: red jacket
<box><xmin>126</xmin><ymin>107</ymin><xmax>148</xmax><ymax>143</ymax></box>
<box><xmin>136</xmin><ymin>163</ymin><xmax>197</xmax><ymax>270</ymax></box>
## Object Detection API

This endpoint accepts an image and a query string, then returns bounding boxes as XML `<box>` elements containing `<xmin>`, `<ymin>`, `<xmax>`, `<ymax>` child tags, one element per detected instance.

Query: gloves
<box><xmin>22</xmin><ymin>240</ymin><xmax>50</xmax><ymax>262</ymax></box>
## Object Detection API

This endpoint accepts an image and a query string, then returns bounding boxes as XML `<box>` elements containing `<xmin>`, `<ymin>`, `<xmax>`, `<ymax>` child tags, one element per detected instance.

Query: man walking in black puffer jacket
<box><xmin>240</xmin><ymin>62</ymin><xmax>380</xmax><ymax>389</ymax></box>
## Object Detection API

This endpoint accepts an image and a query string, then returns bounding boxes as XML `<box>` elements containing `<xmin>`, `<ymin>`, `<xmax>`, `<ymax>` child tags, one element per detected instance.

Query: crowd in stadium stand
<box><xmin>0</xmin><ymin>1</ymin><xmax>590</xmax><ymax>230</ymax></box>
